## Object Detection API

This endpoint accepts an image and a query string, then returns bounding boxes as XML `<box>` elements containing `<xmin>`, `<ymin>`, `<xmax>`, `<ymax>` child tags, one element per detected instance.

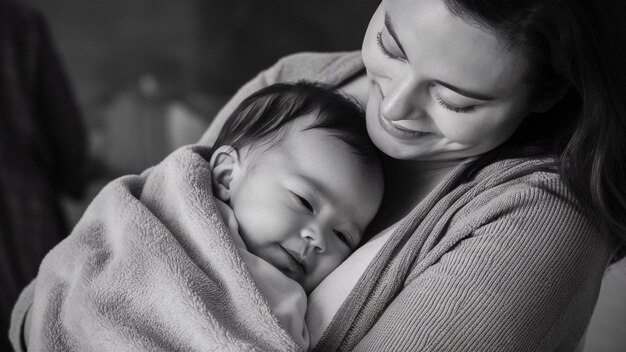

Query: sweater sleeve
<box><xmin>353</xmin><ymin>177</ymin><xmax>612</xmax><ymax>351</ymax></box>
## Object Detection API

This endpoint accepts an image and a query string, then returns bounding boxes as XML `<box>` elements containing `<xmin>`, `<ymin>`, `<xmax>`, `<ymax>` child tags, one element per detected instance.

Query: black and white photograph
<box><xmin>1</xmin><ymin>0</ymin><xmax>625</xmax><ymax>351</ymax></box>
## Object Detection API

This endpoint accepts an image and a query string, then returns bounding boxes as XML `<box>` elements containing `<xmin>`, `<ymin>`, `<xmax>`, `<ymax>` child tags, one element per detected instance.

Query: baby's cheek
<box><xmin>324</xmin><ymin>252</ymin><xmax>348</xmax><ymax>275</ymax></box>
<box><xmin>235</xmin><ymin>207</ymin><xmax>278</xmax><ymax>243</ymax></box>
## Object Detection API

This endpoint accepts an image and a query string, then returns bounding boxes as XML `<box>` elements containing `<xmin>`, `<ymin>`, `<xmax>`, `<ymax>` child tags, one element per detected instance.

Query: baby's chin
<box><xmin>276</xmin><ymin>267</ymin><xmax>319</xmax><ymax>294</ymax></box>
<box><xmin>282</xmin><ymin>271</ymin><xmax>316</xmax><ymax>294</ymax></box>
<box><xmin>297</xmin><ymin>269</ymin><xmax>339</xmax><ymax>294</ymax></box>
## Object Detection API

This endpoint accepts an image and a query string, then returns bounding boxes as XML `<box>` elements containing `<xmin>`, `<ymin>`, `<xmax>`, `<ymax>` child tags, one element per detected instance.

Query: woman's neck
<box><xmin>367</xmin><ymin>155</ymin><xmax>462</xmax><ymax>236</ymax></box>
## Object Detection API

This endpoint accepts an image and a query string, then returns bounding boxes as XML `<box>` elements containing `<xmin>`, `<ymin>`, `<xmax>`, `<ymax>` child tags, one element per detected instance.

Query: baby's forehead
<box><xmin>247</xmin><ymin>119</ymin><xmax>347</xmax><ymax>157</ymax></box>
<box><xmin>286</xmin><ymin>128</ymin><xmax>381</xmax><ymax>204</ymax></box>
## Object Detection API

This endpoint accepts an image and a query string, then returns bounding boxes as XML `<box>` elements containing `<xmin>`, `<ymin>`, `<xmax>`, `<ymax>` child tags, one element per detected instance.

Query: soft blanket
<box><xmin>10</xmin><ymin>145</ymin><xmax>301</xmax><ymax>352</ymax></box>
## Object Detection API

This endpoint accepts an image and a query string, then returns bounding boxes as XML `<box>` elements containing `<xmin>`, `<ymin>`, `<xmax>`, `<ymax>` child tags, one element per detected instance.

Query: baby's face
<box><xmin>229</xmin><ymin>115</ymin><xmax>384</xmax><ymax>293</ymax></box>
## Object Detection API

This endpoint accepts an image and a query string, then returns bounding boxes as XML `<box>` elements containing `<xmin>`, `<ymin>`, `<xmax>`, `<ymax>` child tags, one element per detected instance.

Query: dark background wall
<box><xmin>28</xmin><ymin>0</ymin><xmax>379</xmax><ymax>112</ymax></box>
<box><xmin>195</xmin><ymin>0</ymin><xmax>379</xmax><ymax>95</ymax></box>
<box><xmin>22</xmin><ymin>0</ymin><xmax>380</xmax><ymax>209</ymax></box>
<box><xmin>25</xmin><ymin>0</ymin><xmax>380</xmax><ymax>180</ymax></box>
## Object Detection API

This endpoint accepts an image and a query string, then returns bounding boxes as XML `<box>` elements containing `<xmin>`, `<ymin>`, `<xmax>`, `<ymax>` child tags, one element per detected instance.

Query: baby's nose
<box><xmin>301</xmin><ymin>227</ymin><xmax>326</xmax><ymax>254</ymax></box>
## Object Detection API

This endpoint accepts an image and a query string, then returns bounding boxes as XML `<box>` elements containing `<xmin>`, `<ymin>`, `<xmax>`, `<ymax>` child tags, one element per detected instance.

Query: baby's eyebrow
<box><xmin>384</xmin><ymin>12</ymin><xmax>407</xmax><ymax>58</ymax></box>
<box><xmin>295</xmin><ymin>174</ymin><xmax>328</xmax><ymax>202</ymax></box>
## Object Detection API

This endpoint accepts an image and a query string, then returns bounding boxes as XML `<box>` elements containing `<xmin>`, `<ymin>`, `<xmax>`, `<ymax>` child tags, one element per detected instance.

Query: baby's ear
<box><xmin>209</xmin><ymin>145</ymin><xmax>240</xmax><ymax>202</ymax></box>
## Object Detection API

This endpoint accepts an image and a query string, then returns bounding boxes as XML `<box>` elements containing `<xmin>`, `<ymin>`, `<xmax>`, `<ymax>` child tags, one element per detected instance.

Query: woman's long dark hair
<box><xmin>447</xmin><ymin>0</ymin><xmax>626</xmax><ymax>257</ymax></box>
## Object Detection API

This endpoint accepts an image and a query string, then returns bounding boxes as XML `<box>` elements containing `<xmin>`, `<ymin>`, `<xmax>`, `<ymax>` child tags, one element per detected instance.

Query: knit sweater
<box><xmin>200</xmin><ymin>52</ymin><xmax>617</xmax><ymax>351</ymax></box>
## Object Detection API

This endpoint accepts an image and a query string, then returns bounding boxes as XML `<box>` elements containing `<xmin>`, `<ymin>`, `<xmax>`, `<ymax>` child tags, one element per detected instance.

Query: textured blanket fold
<box><xmin>11</xmin><ymin>145</ymin><xmax>300</xmax><ymax>352</ymax></box>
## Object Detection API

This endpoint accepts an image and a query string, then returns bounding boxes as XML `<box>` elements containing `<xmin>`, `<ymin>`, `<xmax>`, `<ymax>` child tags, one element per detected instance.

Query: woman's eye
<box><xmin>376</xmin><ymin>30</ymin><xmax>406</xmax><ymax>62</ymax></box>
<box><xmin>333</xmin><ymin>230</ymin><xmax>350</xmax><ymax>246</ymax></box>
<box><xmin>295</xmin><ymin>194</ymin><xmax>314</xmax><ymax>212</ymax></box>
<box><xmin>432</xmin><ymin>86</ymin><xmax>476</xmax><ymax>114</ymax></box>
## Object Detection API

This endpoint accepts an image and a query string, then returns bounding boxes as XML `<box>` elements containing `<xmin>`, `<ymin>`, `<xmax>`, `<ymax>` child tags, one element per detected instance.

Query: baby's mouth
<box><xmin>279</xmin><ymin>246</ymin><xmax>306</xmax><ymax>274</ymax></box>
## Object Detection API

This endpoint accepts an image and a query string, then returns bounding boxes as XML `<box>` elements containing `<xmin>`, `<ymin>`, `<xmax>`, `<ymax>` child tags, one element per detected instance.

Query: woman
<box><xmin>200</xmin><ymin>0</ymin><xmax>625</xmax><ymax>350</ymax></box>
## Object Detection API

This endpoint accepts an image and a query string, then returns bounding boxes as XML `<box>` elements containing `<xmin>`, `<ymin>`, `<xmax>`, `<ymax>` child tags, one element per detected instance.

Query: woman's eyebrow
<box><xmin>433</xmin><ymin>80</ymin><xmax>497</xmax><ymax>101</ymax></box>
<box><xmin>384</xmin><ymin>12</ymin><xmax>496</xmax><ymax>101</ymax></box>
<box><xmin>384</xmin><ymin>12</ymin><xmax>407</xmax><ymax>58</ymax></box>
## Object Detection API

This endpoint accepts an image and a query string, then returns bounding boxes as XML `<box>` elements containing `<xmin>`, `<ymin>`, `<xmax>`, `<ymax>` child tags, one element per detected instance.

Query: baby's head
<box><xmin>209</xmin><ymin>81</ymin><xmax>384</xmax><ymax>292</ymax></box>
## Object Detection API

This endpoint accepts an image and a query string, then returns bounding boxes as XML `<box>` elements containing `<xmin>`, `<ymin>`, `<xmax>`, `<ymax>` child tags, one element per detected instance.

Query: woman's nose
<box><xmin>380</xmin><ymin>79</ymin><xmax>426</xmax><ymax>121</ymax></box>
<box><xmin>301</xmin><ymin>227</ymin><xmax>326</xmax><ymax>254</ymax></box>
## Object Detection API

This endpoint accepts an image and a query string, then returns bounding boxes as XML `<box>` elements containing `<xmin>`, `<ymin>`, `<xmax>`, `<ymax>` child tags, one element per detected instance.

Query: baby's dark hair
<box><xmin>212</xmin><ymin>81</ymin><xmax>380</xmax><ymax>168</ymax></box>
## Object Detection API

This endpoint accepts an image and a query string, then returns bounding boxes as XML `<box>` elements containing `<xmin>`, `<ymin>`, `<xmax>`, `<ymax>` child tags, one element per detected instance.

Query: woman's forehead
<box><xmin>384</xmin><ymin>0</ymin><xmax>530</xmax><ymax>95</ymax></box>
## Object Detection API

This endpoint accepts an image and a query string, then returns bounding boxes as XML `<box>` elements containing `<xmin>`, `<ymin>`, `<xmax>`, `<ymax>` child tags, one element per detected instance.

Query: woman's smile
<box><xmin>379</xmin><ymin>113</ymin><xmax>434</xmax><ymax>140</ymax></box>
<box><xmin>373</xmin><ymin>79</ymin><xmax>436</xmax><ymax>142</ymax></box>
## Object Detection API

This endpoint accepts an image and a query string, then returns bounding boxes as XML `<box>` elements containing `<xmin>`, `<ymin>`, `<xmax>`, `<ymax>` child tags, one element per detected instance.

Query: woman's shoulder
<box><xmin>464</xmin><ymin>157</ymin><xmax>578</xmax><ymax>210</ymax></box>
<box><xmin>267</xmin><ymin>51</ymin><xmax>363</xmax><ymax>85</ymax></box>
<box><xmin>457</xmin><ymin>157</ymin><xmax>607</xmax><ymax>242</ymax></box>
<box><xmin>470</xmin><ymin>157</ymin><xmax>563</xmax><ymax>193</ymax></box>
<box><xmin>429</xmin><ymin>156</ymin><xmax>616</xmax><ymax>274</ymax></box>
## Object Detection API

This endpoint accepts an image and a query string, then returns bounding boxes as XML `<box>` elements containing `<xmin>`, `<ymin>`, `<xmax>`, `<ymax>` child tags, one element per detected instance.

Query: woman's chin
<box><xmin>369</xmin><ymin>133</ymin><xmax>426</xmax><ymax>160</ymax></box>
<box><xmin>369</xmin><ymin>131</ymin><xmax>477</xmax><ymax>161</ymax></box>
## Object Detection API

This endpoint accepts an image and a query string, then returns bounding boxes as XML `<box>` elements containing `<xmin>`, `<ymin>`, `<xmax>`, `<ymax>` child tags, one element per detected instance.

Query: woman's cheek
<box><xmin>435</xmin><ymin>109</ymin><xmax>520</xmax><ymax>150</ymax></box>
<box><xmin>431</xmin><ymin>113</ymin><xmax>480</xmax><ymax>144</ymax></box>
<box><xmin>361</xmin><ymin>10</ymin><xmax>387</xmax><ymax>77</ymax></box>
<box><xmin>361</xmin><ymin>40</ymin><xmax>381</xmax><ymax>75</ymax></box>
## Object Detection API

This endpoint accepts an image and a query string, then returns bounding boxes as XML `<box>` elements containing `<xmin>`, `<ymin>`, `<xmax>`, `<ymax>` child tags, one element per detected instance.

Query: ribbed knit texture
<box><xmin>200</xmin><ymin>51</ymin><xmax>616</xmax><ymax>351</ymax></box>
<box><xmin>315</xmin><ymin>160</ymin><xmax>609</xmax><ymax>352</ymax></box>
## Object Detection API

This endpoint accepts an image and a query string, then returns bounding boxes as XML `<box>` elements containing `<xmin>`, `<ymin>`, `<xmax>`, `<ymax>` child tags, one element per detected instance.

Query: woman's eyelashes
<box><xmin>376</xmin><ymin>31</ymin><xmax>396</xmax><ymax>60</ymax></box>
<box><xmin>376</xmin><ymin>30</ymin><xmax>406</xmax><ymax>62</ymax></box>
<box><xmin>432</xmin><ymin>86</ymin><xmax>477</xmax><ymax>113</ymax></box>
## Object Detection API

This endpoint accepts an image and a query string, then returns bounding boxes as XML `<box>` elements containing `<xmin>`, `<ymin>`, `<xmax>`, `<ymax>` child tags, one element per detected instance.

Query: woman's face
<box><xmin>362</xmin><ymin>0</ymin><xmax>536</xmax><ymax>161</ymax></box>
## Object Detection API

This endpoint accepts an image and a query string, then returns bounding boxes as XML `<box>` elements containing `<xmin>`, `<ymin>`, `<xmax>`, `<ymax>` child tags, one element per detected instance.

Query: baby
<box><xmin>208</xmin><ymin>81</ymin><xmax>384</xmax><ymax>350</ymax></box>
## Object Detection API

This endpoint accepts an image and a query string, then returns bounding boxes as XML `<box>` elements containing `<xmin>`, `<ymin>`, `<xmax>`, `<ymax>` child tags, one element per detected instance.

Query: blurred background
<box><xmin>0</xmin><ymin>0</ymin><xmax>624</xmax><ymax>350</ymax></box>
<box><xmin>30</xmin><ymin>0</ymin><xmax>379</xmax><ymax>207</ymax></box>
<box><xmin>31</xmin><ymin>0</ymin><xmax>382</xmax><ymax>222</ymax></box>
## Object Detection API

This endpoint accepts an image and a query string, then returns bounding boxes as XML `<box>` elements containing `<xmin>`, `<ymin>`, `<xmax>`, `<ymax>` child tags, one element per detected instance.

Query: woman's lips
<box><xmin>373</xmin><ymin>80</ymin><xmax>433</xmax><ymax>140</ymax></box>
<box><xmin>378</xmin><ymin>112</ymin><xmax>433</xmax><ymax>140</ymax></box>
<box><xmin>388</xmin><ymin>119</ymin><xmax>422</xmax><ymax>131</ymax></box>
